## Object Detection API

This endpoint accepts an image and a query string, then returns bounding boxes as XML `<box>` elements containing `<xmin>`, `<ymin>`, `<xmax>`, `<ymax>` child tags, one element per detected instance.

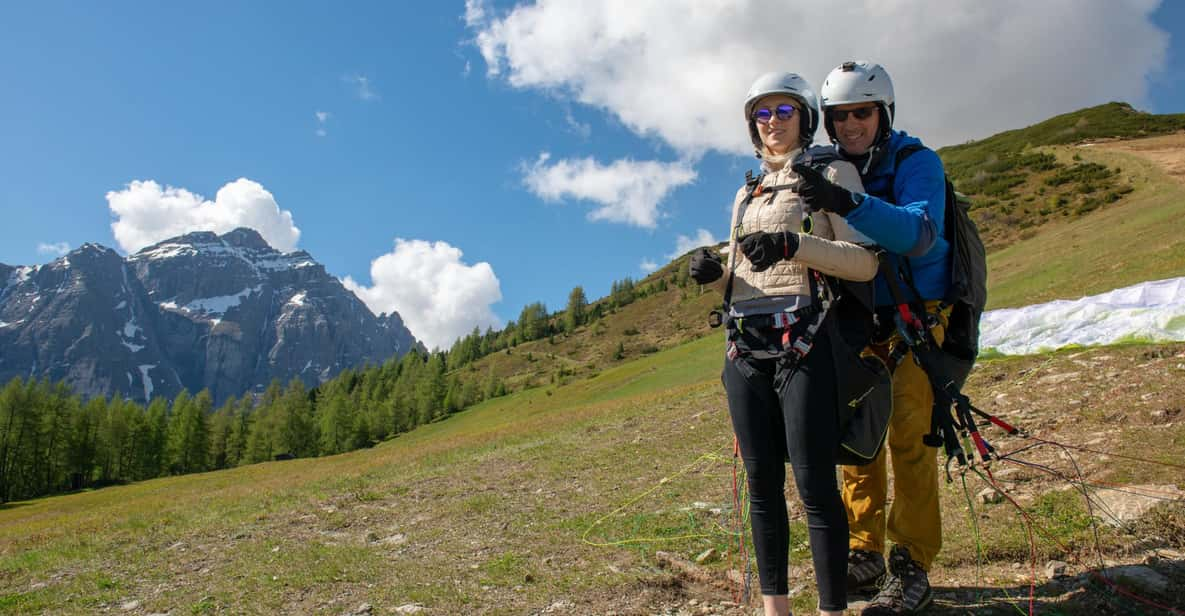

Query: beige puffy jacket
<box><xmin>708</xmin><ymin>153</ymin><xmax>878</xmax><ymax>302</ymax></box>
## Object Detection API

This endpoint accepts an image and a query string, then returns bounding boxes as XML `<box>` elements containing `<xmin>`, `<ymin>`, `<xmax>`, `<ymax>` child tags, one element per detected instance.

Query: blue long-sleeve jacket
<box><xmin>842</xmin><ymin>131</ymin><xmax>951</xmax><ymax>305</ymax></box>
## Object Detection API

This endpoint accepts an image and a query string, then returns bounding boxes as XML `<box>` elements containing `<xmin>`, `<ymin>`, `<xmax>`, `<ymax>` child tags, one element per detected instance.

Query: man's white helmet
<box><xmin>743</xmin><ymin>71</ymin><xmax>820</xmax><ymax>155</ymax></box>
<box><xmin>820</xmin><ymin>61</ymin><xmax>895</xmax><ymax>144</ymax></box>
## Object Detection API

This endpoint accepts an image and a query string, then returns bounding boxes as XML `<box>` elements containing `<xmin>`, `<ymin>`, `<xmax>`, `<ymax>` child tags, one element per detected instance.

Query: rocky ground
<box><xmin>625</xmin><ymin>344</ymin><xmax>1185</xmax><ymax>616</ymax></box>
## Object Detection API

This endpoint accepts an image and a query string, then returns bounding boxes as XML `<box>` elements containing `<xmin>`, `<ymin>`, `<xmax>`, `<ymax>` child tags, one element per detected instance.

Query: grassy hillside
<box><xmin>984</xmin><ymin>133</ymin><xmax>1185</xmax><ymax>308</ymax></box>
<box><xmin>3</xmin><ymin>333</ymin><xmax>1183</xmax><ymax>613</ymax></box>
<box><xmin>940</xmin><ymin>102</ymin><xmax>1185</xmax><ymax>250</ymax></box>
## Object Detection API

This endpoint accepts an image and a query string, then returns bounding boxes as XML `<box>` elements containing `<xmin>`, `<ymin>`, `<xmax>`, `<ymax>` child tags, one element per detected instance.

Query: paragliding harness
<box><xmin>877</xmin><ymin>144</ymin><xmax>1003</xmax><ymax>479</ymax></box>
<box><xmin>709</xmin><ymin>148</ymin><xmax>893</xmax><ymax>466</ymax></box>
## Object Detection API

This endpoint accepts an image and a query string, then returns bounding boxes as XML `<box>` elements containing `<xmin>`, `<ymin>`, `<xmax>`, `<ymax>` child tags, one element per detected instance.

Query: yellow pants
<box><xmin>841</xmin><ymin>302</ymin><xmax>946</xmax><ymax>571</ymax></box>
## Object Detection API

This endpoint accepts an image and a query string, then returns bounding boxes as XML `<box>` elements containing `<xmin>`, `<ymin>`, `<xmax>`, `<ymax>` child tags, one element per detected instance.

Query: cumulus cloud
<box><xmin>37</xmin><ymin>242</ymin><xmax>71</xmax><ymax>256</ymax></box>
<box><xmin>640</xmin><ymin>258</ymin><xmax>658</xmax><ymax>274</ymax></box>
<box><xmin>468</xmin><ymin>0</ymin><xmax>1167</xmax><ymax>150</ymax></box>
<box><xmin>342</xmin><ymin>238</ymin><xmax>502</xmax><ymax>351</ymax></box>
<box><xmin>668</xmin><ymin>229</ymin><xmax>719</xmax><ymax>260</ymax></box>
<box><xmin>107</xmin><ymin>179</ymin><xmax>301</xmax><ymax>253</ymax></box>
<box><xmin>522</xmin><ymin>153</ymin><xmax>696</xmax><ymax>228</ymax></box>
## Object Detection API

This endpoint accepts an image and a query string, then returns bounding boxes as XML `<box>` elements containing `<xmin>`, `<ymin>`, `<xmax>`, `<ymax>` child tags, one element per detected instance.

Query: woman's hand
<box><xmin>688</xmin><ymin>248</ymin><xmax>724</xmax><ymax>284</ymax></box>
<box><xmin>738</xmin><ymin>231</ymin><xmax>799</xmax><ymax>272</ymax></box>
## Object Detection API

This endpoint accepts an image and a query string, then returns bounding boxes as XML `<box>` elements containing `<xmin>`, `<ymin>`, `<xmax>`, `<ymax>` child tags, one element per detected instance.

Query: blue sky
<box><xmin>2</xmin><ymin>1</ymin><xmax>1182</xmax><ymax>349</ymax></box>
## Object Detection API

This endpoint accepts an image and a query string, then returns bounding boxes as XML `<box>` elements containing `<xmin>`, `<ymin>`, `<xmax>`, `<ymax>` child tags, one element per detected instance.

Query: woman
<box><xmin>688</xmin><ymin>72</ymin><xmax>878</xmax><ymax>616</ymax></box>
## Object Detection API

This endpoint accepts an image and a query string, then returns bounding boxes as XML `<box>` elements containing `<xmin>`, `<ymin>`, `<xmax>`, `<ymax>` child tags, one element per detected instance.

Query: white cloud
<box><xmin>468</xmin><ymin>0</ymin><xmax>1167</xmax><ymax>150</ymax></box>
<box><xmin>639</xmin><ymin>258</ymin><xmax>658</xmax><ymax>274</ymax></box>
<box><xmin>342</xmin><ymin>238</ymin><xmax>502</xmax><ymax>351</ymax></box>
<box><xmin>345</xmin><ymin>74</ymin><xmax>379</xmax><ymax>101</ymax></box>
<box><xmin>315</xmin><ymin>110</ymin><xmax>330</xmax><ymax>137</ymax></box>
<box><xmin>463</xmin><ymin>0</ymin><xmax>488</xmax><ymax>27</ymax></box>
<box><xmin>668</xmin><ymin>229</ymin><xmax>719</xmax><ymax>260</ymax></box>
<box><xmin>37</xmin><ymin>242</ymin><xmax>70</xmax><ymax>256</ymax></box>
<box><xmin>522</xmin><ymin>152</ymin><xmax>696</xmax><ymax>228</ymax></box>
<box><xmin>107</xmin><ymin>179</ymin><xmax>301</xmax><ymax>253</ymax></box>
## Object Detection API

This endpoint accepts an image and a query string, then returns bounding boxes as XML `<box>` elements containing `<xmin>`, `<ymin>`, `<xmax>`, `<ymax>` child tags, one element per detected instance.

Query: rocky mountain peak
<box><xmin>0</xmin><ymin>228</ymin><xmax>420</xmax><ymax>404</ymax></box>
<box><xmin>219</xmin><ymin>227</ymin><xmax>272</xmax><ymax>251</ymax></box>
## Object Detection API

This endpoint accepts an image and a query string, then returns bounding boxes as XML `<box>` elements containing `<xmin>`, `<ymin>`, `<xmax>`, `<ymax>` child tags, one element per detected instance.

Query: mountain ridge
<box><xmin>0</xmin><ymin>228</ymin><xmax>421</xmax><ymax>404</ymax></box>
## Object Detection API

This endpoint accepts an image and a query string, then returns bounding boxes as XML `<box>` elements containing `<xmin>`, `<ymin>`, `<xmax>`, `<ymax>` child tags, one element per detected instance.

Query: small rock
<box><xmin>29</xmin><ymin>582</ymin><xmax>47</xmax><ymax>590</ymax></box>
<box><xmin>1107</xmin><ymin>565</ymin><xmax>1170</xmax><ymax>594</ymax></box>
<box><xmin>350</xmin><ymin>603</ymin><xmax>373</xmax><ymax>616</ymax></box>
<box><xmin>695</xmin><ymin>548</ymin><xmax>719</xmax><ymax>564</ymax></box>
<box><xmin>688</xmin><ymin>598</ymin><xmax>699</xmax><ymax>606</ymax></box>
<box><xmin>691</xmin><ymin>501</ymin><xmax>710</xmax><ymax>510</ymax></box>
<box><xmin>394</xmin><ymin>604</ymin><xmax>425</xmax><ymax>614</ymax></box>
<box><xmin>1037</xmin><ymin>372</ymin><xmax>1080</xmax><ymax>386</ymax></box>
<box><xmin>1094</xmin><ymin>484</ymin><xmax>1185</xmax><ymax>526</ymax></box>
<box><xmin>978</xmin><ymin>487</ymin><xmax>1004</xmax><ymax>505</ymax></box>
<box><xmin>1140</xmin><ymin>392</ymin><xmax>1157</xmax><ymax>401</ymax></box>
<box><xmin>379</xmin><ymin>533</ymin><xmax>407</xmax><ymax>545</ymax></box>
<box><xmin>1045</xmin><ymin>560</ymin><xmax>1069</xmax><ymax>578</ymax></box>
<box><xmin>120</xmin><ymin>600</ymin><xmax>141</xmax><ymax>611</ymax></box>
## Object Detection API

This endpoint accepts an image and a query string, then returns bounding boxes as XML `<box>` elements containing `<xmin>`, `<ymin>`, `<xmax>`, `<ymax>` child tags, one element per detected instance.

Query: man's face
<box><xmin>829</xmin><ymin>103</ymin><xmax>880</xmax><ymax>156</ymax></box>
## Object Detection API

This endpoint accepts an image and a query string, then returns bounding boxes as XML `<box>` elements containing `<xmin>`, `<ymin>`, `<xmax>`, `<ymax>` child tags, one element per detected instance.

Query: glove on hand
<box><xmin>688</xmin><ymin>247</ymin><xmax>723</xmax><ymax>284</ymax></box>
<box><xmin>792</xmin><ymin>163</ymin><xmax>864</xmax><ymax>217</ymax></box>
<box><xmin>738</xmin><ymin>231</ymin><xmax>799</xmax><ymax>272</ymax></box>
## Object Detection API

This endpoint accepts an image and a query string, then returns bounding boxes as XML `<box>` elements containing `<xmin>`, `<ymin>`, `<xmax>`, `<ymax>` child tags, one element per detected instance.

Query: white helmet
<box><xmin>820</xmin><ymin>61</ymin><xmax>895</xmax><ymax>144</ymax></box>
<box><xmin>743</xmin><ymin>71</ymin><xmax>820</xmax><ymax>155</ymax></box>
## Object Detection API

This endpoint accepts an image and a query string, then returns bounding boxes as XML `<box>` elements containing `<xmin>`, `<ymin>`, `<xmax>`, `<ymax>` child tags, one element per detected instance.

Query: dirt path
<box><xmin>1091</xmin><ymin>132</ymin><xmax>1185</xmax><ymax>182</ymax></box>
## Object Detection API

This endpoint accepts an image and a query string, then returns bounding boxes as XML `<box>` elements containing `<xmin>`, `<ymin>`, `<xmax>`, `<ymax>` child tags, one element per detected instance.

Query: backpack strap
<box><xmin>887</xmin><ymin>143</ymin><xmax>926</xmax><ymax>201</ymax></box>
<box><xmin>719</xmin><ymin>171</ymin><xmax>764</xmax><ymax>313</ymax></box>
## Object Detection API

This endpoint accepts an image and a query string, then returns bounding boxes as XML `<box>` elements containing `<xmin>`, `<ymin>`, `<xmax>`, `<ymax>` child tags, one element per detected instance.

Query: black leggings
<box><xmin>723</xmin><ymin>319</ymin><xmax>847</xmax><ymax>611</ymax></box>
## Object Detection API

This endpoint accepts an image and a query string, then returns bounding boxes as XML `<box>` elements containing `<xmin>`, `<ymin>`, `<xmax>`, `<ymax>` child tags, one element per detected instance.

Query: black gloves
<box><xmin>792</xmin><ymin>163</ymin><xmax>864</xmax><ymax>217</ymax></box>
<box><xmin>688</xmin><ymin>247</ymin><xmax>723</xmax><ymax>284</ymax></box>
<box><xmin>738</xmin><ymin>231</ymin><xmax>799</xmax><ymax>272</ymax></box>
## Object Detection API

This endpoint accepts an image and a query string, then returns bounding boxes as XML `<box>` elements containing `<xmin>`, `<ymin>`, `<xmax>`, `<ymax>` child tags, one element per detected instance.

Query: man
<box><xmin>791</xmin><ymin>61</ymin><xmax>950</xmax><ymax>615</ymax></box>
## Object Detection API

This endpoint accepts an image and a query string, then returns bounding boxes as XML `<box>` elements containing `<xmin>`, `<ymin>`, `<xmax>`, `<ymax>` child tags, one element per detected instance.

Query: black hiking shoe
<box><xmin>848</xmin><ymin>548</ymin><xmax>886</xmax><ymax>592</ymax></box>
<box><xmin>861</xmin><ymin>545</ymin><xmax>932</xmax><ymax>615</ymax></box>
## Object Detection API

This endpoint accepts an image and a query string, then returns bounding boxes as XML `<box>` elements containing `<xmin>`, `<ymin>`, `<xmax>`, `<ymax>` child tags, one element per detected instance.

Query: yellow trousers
<box><xmin>841</xmin><ymin>303</ymin><xmax>946</xmax><ymax>571</ymax></box>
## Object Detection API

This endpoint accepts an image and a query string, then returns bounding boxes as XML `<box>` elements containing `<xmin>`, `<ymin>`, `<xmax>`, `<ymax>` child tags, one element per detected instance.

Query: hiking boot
<box><xmin>861</xmin><ymin>545</ymin><xmax>932</xmax><ymax>615</ymax></box>
<box><xmin>847</xmin><ymin>548</ymin><xmax>886</xmax><ymax>592</ymax></box>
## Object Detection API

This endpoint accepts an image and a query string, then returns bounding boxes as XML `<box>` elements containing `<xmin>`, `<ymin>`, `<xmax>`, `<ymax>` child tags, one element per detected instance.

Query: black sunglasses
<box><xmin>751</xmin><ymin>104</ymin><xmax>797</xmax><ymax>124</ymax></box>
<box><xmin>828</xmin><ymin>106</ymin><xmax>877</xmax><ymax>122</ymax></box>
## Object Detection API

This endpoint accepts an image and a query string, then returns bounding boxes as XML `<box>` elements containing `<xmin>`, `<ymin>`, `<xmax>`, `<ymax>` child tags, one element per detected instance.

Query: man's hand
<box><xmin>792</xmin><ymin>163</ymin><xmax>864</xmax><ymax>217</ymax></box>
<box><xmin>738</xmin><ymin>231</ymin><xmax>799</xmax><ymax>272</ymax></box>
<box><xmin>689</xmin><ymin>247</ymin><xmax>723</xmax><ymax>284</ymax></box>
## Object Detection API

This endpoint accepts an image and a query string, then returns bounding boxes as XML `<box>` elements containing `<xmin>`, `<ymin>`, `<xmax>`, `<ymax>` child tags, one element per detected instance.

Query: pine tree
<box><xmin>565</xmin><ymin>286</ymin><xmax>588</xmax><ymax>331</ymax></box>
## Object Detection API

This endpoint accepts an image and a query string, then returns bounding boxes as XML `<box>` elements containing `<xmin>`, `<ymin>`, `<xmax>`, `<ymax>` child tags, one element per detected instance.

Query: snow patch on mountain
<box><xmin>159</xmin><ymin>285</ymin><xmax>261</xmax><ymax>321</ymax></box>
<box><xmin>138</xmin><ymin>364</ymin><xmax>155</xmax><ymax>401</ymax></box>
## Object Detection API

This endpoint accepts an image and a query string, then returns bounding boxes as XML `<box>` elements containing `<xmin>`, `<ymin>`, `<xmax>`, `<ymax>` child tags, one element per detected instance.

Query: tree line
<box><xmin>0</xmin><ymin>271</ymin><xmax>693</xmax><ymax>502</ymax></box>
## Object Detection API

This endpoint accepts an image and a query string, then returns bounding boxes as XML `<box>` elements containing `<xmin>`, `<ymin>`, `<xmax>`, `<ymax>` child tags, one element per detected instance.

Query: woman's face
<box><xmin>753</xmin><ymin>94</ymin><xmax>802</xmax><ymax>156</ymax></box>
<box><xmin>829</xmin><ymin>102</ymin><xmax>880</xmax><ymax>156</ymax></box>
